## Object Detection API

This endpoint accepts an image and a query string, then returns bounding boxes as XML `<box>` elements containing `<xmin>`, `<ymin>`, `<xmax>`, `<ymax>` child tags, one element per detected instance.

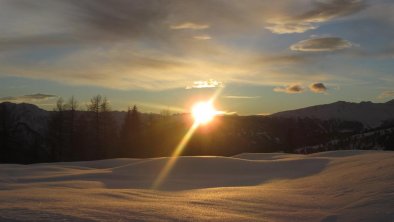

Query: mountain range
<box><xmin>1</xmin><ymin>99</ymin><xmax>393</xmax><ymax>163</ymax></box>
<box><xmin>3</xmin><ymin>99</ymin><xmax>394</xmax><ymax>128</ymax></box>
<box><xmin>271</xmin><ymin>100</ymin><xmax>394</xmax><ymax>127</ymax></box>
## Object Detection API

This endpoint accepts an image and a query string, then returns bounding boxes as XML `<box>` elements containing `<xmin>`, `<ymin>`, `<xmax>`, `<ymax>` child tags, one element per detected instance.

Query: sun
<box><xmin>191</xmin><ymin>101</ymin><xmax>218</xmax><ymax>125</ymax></box>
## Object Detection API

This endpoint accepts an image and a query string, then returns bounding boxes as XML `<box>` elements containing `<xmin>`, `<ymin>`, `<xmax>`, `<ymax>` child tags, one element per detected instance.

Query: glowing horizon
<box><xmin>1</xmin><ymin>0</ymin><xmax>393</xmax><ymax>115</ymax></box>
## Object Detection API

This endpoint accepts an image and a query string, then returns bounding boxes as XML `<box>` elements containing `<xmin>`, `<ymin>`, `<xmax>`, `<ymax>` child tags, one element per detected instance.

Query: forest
<box><xmin>1</xmin><ymin>95</ymin><xmax>393</xmax><ymax>164</ymax></box>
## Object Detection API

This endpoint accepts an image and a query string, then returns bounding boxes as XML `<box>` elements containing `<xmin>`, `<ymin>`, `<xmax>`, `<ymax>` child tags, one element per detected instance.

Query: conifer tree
<box><xmin>120</xmin><ymin>105</ymin><xmax>141</xmax><ymax>157</ymax></box>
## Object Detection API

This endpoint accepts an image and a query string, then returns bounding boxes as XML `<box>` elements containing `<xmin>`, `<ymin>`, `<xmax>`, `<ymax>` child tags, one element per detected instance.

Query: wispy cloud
<box><xmin>290</xmin><ymin>37</ymin><xmax>353</xmax><ymax>52</ymax></box>
<box><xmin>186</xmin><ymin>79</ymin><xmax>224</xmax><ymax>89</ymax></box>
<box><xmin>193</xmin><ymin>35</ymin><xmax>212</xmax><ymax>40</ymax></box>
<box><xmin>378</xmin><ymin>90</ymin><xmax>394</xmax><ymax>99</ymax></box>
<box><xmin>251</xmin><ymin>54</ymin><xmax>311</xmax><ymax>65</ymax></box>
<box><xmin>274</xmin><ymin>84</ymin><xmax>304</xmax><ymax>94</ymax></box>
<box><xmin>0</xmin><ymin>93</ymin><xmax>57</xmax><ymax>102</ymax></box>
<box><xmin>0</xmin><ymin>0</ymin><xmax>391</xmax><ymax>92</ymax></box>
<box><xmin>266</xmin><ymin>0</ymin><xmax>366</xmax><ymax>34</ymax></box>
<box><xmin>309</xmin><ymin>83</ymin><xmax>328</xmax><ymax>93</ymax></box>
<box><xmin>223</xmin><ymin>95</ymin><xmax>260</xmax><ymax>99</ymax></box>
<box><xmin>265</xmin><ymin>22</ymin><xmax>318</xmax><ymax>34</ymax></box>
<box><xmin>170</xmin><ymin>22</ymin><xmax>210</xmax><ymax>30</ymax></box>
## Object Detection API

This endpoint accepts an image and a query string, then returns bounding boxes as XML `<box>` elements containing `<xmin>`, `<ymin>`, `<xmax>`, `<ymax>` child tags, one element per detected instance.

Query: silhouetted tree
<box><xmin>65</xmin><ymin>96</ymin><xmax>78</xmax><ymax>160</ymax></box>
<box><xmin>87</xmin><ymin>95</ymin><xmax>117</xmax><ymax>159</ymax></box>
<box><xmin>73</xmin><ymin>111</ymin><xmax>91</xmax><ymax>160</ymax></box>
<box><xmin>48</xmin><ymin>98</ymin><xmax>67</xmax><ymax>161</ymax></box>
<box><xmin>0</xmin><ymin>103</ymin><xmax>11</xmax><ymax>159</ymax></box>
<box><xmin>48</xmin><ymin>96</ymin><xmax>83</xmax><ymax>161</ymax></box>
<box><xmin>0</xmin><ymin>103</ymin><xmax>24</xmax><ymax>162</ymax></box>
<box><xmin>120</xmin><ymin>105</ymin><xmax>142</xmax><ymax>157</ymax></box>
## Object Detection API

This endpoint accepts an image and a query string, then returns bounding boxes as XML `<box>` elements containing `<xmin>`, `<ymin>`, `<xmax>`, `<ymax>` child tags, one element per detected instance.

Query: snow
<box><xmin>233</xmin><ymin>152</ymin><xmax>305</xmax><ymax>160</ymax></box>
<box><xmin>1</xmin><ymin>151</ymin><xmax>393</xmax><ymax>221</ymax></box>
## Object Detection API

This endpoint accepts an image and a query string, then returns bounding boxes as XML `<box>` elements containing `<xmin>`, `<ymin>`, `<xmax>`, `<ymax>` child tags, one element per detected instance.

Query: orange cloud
<box><xmin>274</xmin><ymin>84</ymin><xmax>304</xmax><ymax>94</ymax></box>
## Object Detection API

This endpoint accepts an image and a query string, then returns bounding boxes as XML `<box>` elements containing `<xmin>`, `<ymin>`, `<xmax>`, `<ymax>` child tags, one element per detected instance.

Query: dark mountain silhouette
<box><xmin>1</xmin><ymin>99</ymin><xmax>393</xmax><ymax>163</ymax></box>
<box><xmin>271</xmin><ymin>100</ymin><xmax>394</xmax><ymax>127</ymax></box>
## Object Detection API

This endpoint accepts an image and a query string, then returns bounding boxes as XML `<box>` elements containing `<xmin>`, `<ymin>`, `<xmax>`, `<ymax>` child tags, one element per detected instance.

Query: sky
<box><xmin>0</xmin><ymin>0</ymin><xmax>393</xmax><ymax>115</ymax></box>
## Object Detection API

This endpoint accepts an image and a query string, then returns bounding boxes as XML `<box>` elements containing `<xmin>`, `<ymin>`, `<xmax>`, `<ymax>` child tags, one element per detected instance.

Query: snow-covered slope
<box><xmin>1</xmin><ymin>151</ymin><xmax>393</xmax><ymax>221</ymax></box>
<box><xmin>271</xmin><ymin>100</ymin><xmax>394</xmax><ymax>127</ymax></box>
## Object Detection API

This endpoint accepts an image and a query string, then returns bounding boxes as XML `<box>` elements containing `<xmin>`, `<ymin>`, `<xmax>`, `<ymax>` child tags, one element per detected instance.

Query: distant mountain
<box><xmin>0</xmin><ymin>102</ymin><xmax>158</xmax><ymax>131</ymax></box>
<box><xmin>0</xmin><ymin>102</ymin><xmax>50</xmax><ymax>134</ymax></box>
<box><xmin>271</xmin><ymin>100</ymin><xmax>394</xmax><ymax>127</ymax></box>
<box><xmin>1</xmin><ymin>101</ymin><xmax>393</xmax><ymax>163</ymax></box>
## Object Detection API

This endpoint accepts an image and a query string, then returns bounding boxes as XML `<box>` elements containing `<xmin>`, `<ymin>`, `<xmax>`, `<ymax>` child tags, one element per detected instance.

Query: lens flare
<box><xmin>191</xmin><ymin>101</ymin><xmax>217</xmax><ymax>124</ymax></box>
<box><xmin>151</xmin><ymin>87</ymin><xmax>223</xmax><ymax>189</ymax></box>
<box><xmin>151</xmin><ymin>121</ymin><xmax>199</xmax><ymax>189</ymax></box>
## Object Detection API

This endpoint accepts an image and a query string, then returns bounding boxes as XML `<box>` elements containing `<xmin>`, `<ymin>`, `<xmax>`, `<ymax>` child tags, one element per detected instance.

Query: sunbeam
<box><xmin>151</xmin><ymin>87</ymin><xmax>223</xmax><ymax>189</ymax></box>
<box><xmin>151</xmin><ymin>121</ymin><xmax>199</xmax><ymax>189</ymax></box>
<box><xmin>136</xmin><ymin>101</ymin><xmax>186</xmax><ymax>113</ymax></box>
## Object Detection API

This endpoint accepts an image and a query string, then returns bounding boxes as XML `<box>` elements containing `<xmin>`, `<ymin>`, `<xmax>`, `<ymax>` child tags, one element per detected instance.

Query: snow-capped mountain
<box><xmin>271</xmin><ymin>100</ymin><xmax>394</xmax><ymax>127</ymax></box>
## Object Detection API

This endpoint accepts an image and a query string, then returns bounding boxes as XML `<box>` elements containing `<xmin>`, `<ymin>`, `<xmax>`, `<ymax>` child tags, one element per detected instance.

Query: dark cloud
<box><xmin>0</xmin><ymin>93</ymin><xmax>57</xmax><ymax>102</ymax></box>
<box><xmin>266</xmin><ymin>0</ymin><xmax>366</xmax><ymax>34</ymax></box>
<box><xmin>274</xmin><ymin>84</ymin><xmax>304</xmax><ymax>94</ymax></box>
<box><xmin>290</xmin><ymin>37</ymin><xmax>352</xmax><ymax>52</ymax></box>
<box><xmin>0</xmin><ymin>0</ymin><xmax>295</xmax><ymax>50</ymax></box>
<box><xmin>309</xmin><ymin>83</ymin><xmax>328</xmax><ymax>93</ymax></box>
<box><xmin>0</xmin><ymin>0</ymin><xmax>269</xmax><ymax>50</ymax></box>
<box><xmin>297</xmin><ymin>0</ymin><xmax>366</xmax><ymax>21</ymax></box>
<box><xmin>69</xmin><ymin>0</ymin><xmax>170</xmax><ymax>38</ymax></box>
<box><xmin>0</xmin><ymin>0</ymin><xmax>172</xmax><ymax>48</ymax></box>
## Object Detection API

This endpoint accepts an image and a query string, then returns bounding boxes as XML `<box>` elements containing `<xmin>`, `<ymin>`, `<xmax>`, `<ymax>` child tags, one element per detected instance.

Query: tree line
<box><xmin>46</xmin><ymin>95</ymin><xmax>210</xmax><ymax>162</ymax></box>
<box><xmin>48</xmin><ymin>95</ymin><xmax>142</xmax><ymax>161</ymax></box>
<box><xmin>1</xmin><ymin>95</ymin><xmax>392</xmax><ymax>164</ymax></box>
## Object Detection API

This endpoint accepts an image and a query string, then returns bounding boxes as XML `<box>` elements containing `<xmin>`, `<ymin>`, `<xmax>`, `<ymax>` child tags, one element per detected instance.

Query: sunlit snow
<box><xmin>0</xmin><ymin>151</ymin><xmax>393</xmax><ymax>221</ymax></box>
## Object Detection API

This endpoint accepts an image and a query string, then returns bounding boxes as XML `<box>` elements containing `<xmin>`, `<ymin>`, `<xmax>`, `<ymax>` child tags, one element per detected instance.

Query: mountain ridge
<box><xmin>271</xmin><ymin>100</ymin><xmax>394</xmax><ymax>127</ymax></box>
<box><xmin>2</xmin><ymin>99</ymin><xmax>394</xmax><ymax>128</ymax></box>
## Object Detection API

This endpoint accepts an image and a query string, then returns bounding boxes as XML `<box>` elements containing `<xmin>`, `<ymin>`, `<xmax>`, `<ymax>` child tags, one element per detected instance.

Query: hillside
<box><xmin>0</xmin><ymin>151</ymin><xmax>393</xmax><ymax>221</ymax></box>
<box><xmin>271</xmin><ymin>100</ymin><xmax>394</xmax><ymax>127</ymax></box>
<box><xmin>2</xmin><ymin>101</ymin><xmax>394</xmax><ymax>163</ymax></box>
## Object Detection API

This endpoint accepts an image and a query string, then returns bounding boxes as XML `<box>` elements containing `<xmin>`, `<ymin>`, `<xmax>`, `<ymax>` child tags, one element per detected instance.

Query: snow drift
<box><xmin>0</xmin><ymin>151</ymin><xmax>393</xmax><ymax>221</ymax></box>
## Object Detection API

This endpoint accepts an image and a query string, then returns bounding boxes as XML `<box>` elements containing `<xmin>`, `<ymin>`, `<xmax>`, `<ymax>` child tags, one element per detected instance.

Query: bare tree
<box><xmin>48</xmin><ymin>96</ymin><xmax>81</xmax><ymax>161</ymax></box>
<box><xmin>48</xmin><ymin>97</ymin><xmax>67</xmax><ymax>160</ymax></box>
<box><xmin>87</xmin><ymin>95</ymin><xmax>117</xmax><ymax>159</ymax></box>
<box><xmin>66</xmin><ymin>96</ymin><xmax>78</xmax><ymax>160</ymax></box>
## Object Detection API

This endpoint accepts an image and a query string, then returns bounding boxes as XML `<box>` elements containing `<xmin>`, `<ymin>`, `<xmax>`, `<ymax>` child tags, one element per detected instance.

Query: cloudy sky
<box><xmin>0</xmin><ymin>0</ymin><xmax>393</xmax><ymax>114</ymax></box>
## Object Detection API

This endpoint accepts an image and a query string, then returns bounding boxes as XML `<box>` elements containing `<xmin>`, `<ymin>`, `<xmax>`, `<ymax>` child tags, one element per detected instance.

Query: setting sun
<box><xmin>191</xmin><ymin>101</ymin><xmax>218</xmax><ymax>124</ymax></box>
<box><xmin>1</xmin><ymin>1</ymin><xmax>393</xmax><ymax>221</ymax></box>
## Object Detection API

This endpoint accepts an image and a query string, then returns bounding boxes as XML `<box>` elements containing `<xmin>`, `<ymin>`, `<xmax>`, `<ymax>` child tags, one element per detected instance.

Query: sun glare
<box><xmin>191</xmin><ymin>101</ymin><xmax>218</xmax><ymax>124</ymax></box>
<box><xmin>152</xmin><ymin>88</ymin><xmax>223</xmax><ymax>189</ymax></box>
